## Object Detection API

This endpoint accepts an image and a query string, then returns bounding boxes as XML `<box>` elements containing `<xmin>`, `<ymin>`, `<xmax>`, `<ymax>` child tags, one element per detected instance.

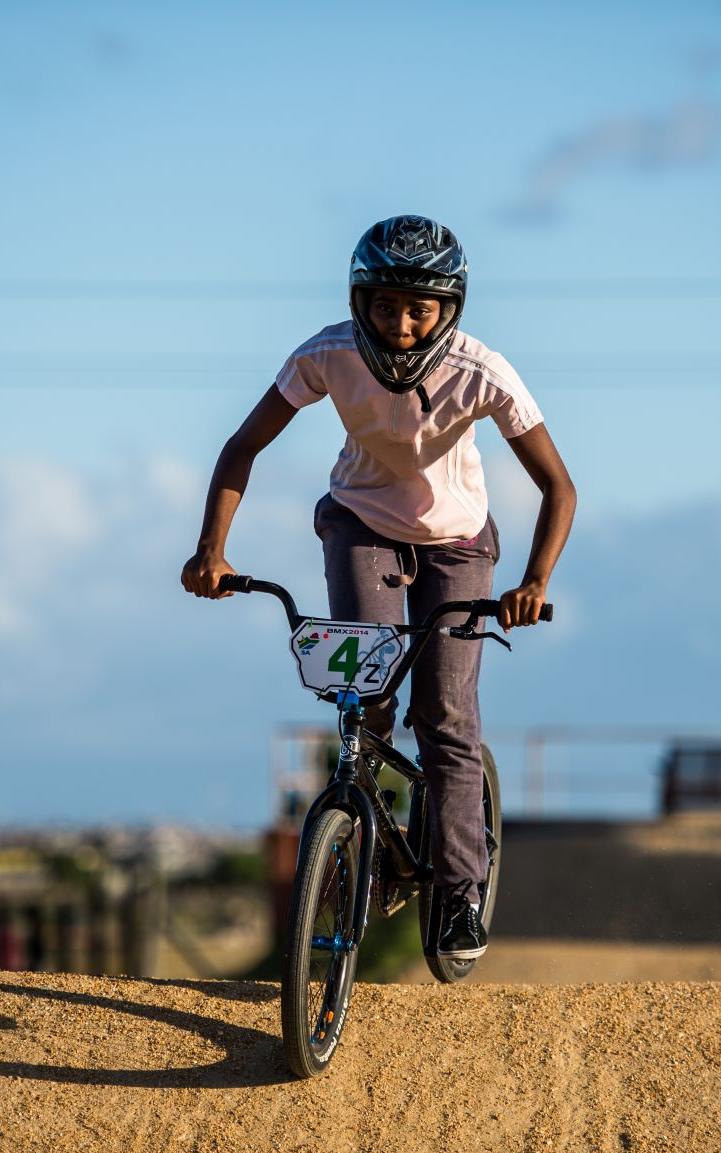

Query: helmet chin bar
<box><xmin>385</xmin><ymin>354</ymin><xmax>433</xmax><ymax>412</ymax></box>
<box><xmin>352</xmin><ymin>313</ymin><xmax>460</xmax><ymax>402</ymax></box>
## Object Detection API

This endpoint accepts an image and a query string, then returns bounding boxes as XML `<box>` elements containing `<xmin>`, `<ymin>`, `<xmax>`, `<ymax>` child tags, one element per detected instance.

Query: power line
<box><xmin>1</xmin><ymin>355</ymin><xmax>720</xmax><ymax>374</ymax></box>
<box><xmin>1</xmin><ymin>277</ymin><xmax>721</xmax><ymax>300</ymax></box>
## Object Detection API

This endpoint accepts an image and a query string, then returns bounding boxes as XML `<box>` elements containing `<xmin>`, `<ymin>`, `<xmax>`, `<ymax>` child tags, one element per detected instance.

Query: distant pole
<box><xmin>42</xmin><ymin>897</ymin><xmax>58</xmax><ymax>972</ymax></box>
<box><xmin>86</xmin><ymin>874</ymin><xmax>111</xmax><ymax>976</ymax></box>
<box><xmin>120</xmin><ymin>849</ymin><xmax>164</xmax><ymax>977</ymax></box>
<box><xmin>0</xmin><ymin>905</ymin><xmax>23</xmax><ymax>971</ymax></box>
<box><xmin>24</xmin><ymin>905</ymin><xmax>44</xmax><ymax>971</ymax></box>
<box><xmin>265</xmin><ymin>823</ymin><xmax>301</xmax><ymax>949</ymax></box>
<box><xmin>55</xmin><ymin>902</ymin><xmax>80</xmax><ymax>973</ymax></box>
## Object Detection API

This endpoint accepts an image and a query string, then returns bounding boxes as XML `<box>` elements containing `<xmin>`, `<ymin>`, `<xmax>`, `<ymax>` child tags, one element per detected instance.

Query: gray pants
<box><xmin>314</xmin><ymin>493</ymin><xmax>499</xmax><ymax>901</ymax></box>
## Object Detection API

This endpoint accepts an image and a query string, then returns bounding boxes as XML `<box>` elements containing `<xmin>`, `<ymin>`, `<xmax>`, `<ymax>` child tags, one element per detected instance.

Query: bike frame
<box><xmin>221</xmin><ymin>575</ymin><xmax>511</xmax><ymax>707</ymax></box>
<box><xmin>300</xmin><ymin>704</ymin><xmax>431</xmax><ymax>952</ymax></box>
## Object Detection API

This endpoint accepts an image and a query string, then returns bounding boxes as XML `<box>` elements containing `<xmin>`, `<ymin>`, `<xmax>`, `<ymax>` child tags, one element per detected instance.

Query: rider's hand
<box><xmin>498</xmin><ymin>580</ymin><xmax>547</xmax><ymax>632</ymax></box>
<box><xmin>181</xmin><ymin>550</ymin><xmax>237</xmax><ymax>599</ymax></box>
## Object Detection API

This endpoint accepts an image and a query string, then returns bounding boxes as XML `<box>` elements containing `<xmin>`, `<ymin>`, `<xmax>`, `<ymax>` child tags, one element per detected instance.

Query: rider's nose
<box><xmin>390</xmin><ymin>311</ymin><xmax>412</xmax><ymax>337</ymax></box>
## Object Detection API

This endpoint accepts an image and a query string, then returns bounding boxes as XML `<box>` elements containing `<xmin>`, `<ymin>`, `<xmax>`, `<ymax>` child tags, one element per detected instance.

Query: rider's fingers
<box><xmin>181</xmin><ymin>566</ymin><xmax>196</xmax><ymax>593</ymax></box>
<box><xmin>186</xmin><ymin>575</ymin><xmax>202</xmax><ymax>596</ymax></box>
<box><xmin>499</xmin><ymin>596</ymin><xmax>513</xmax><ymax>632</ymax></box>
<box><xmin>520</xmin><ymin>594</ymin><xmax>545</xmax><ymax>625</ymax></box>
<box><xmin>528</xmin><ymin>598</ymin><xmax>543</xmax><ymax>625</ymax></box>
<box><xmin>517</xmin><ymin>595</ymin><xmax>531</xmax><ymax>626</ymax></box>
<box><xmin>208</xmin><ymin>570</ymin><xmax>234</xmax><ymax>599</ymax></box>
<box><xmin>506</xmin><ymin>590</ymin><xmax>546</xmax><ymax>627</ymax></box>
<box><xmin>198</xmin><ymin>571</ymin><xmax>215</xmax><ymax>598</ymax></box>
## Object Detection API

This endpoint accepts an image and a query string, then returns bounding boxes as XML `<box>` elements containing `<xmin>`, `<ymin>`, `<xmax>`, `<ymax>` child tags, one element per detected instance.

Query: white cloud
<box><xmin>483</xmin><ymin>450</ymin><xmax>541</xmax><ymax>539</ymax></box>
<box><xmin>502</xmin><ymin>98</ymin><xmax>721</xmax><ymax>224</ymax></box>
<box><xmin>0</xmin><ymin>591</ymin><xmax>32</xmax><ymax>639</ymax></box>
<box><xmin>147</xmin><ymin>455</ymin><xmax>204</xmax><ymax>511</ymax></box>
<box><xmin>0</xmin><ymin>452</ymin><xmax>218</xmax><ymax>650</ymax></box>
<box><xmin>0</xmin><ymin>459</ymin><xmax>102</xmax><ymax>644</ymax></box>
<box><xmin>0</xmin><ymin>458</ymin><xmax>99</xmax><ymax>560</ymax></box>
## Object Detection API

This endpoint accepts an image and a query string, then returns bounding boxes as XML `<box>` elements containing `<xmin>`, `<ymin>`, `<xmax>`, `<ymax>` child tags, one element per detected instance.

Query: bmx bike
<box><xmin>218</xmin><ymin>573</ymin><xmax>552</xmax><ymax>1078</ymax></box>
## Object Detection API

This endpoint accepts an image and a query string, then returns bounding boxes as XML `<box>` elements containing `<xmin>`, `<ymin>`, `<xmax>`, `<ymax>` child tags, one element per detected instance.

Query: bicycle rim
<box><xmin>419</xmin><ymin>743</ymin><xmax>502</xmax><ymax>984</ymax></box>
<box><xmin>281</xmin><ymin>808</ymin><xmax>360</xmax><ymax>1077</ymax></box>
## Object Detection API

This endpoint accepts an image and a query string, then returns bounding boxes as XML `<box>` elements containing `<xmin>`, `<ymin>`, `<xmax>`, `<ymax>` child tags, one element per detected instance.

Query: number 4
<box><xmin>328</xmin><ymin>637</ymin><xmax>360</xmax><ymax>683</ymax></box>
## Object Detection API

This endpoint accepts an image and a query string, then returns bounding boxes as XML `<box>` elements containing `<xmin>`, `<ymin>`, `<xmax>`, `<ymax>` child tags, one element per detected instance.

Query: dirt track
<box><xmin>1</xmin><ymin>972</ymin><xmax>719</xmax><ymax>1152</ymax></box>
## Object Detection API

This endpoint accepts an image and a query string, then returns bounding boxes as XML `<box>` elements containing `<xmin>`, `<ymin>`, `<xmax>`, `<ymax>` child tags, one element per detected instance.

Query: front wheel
<box><xmin>418</xmin><ymin>742</ymin><xmax>502</xmax><ymax>983</ymax></box>
<box><xmin>281</xmin><ymin>808</ymin><xmax>360</xmax><ymax>1078</ymax></box>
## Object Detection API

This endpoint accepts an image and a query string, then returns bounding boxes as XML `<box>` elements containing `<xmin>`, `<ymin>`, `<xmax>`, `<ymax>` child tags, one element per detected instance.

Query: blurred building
<box><xmin>0</xmin><ymin>826</ymin><xmax>266</xmax><ymax>978</ymax></box>
<box><xmin>661</xmin><ymin>743</ymin><xmax>721</xmax><ymax>814</ymax></box>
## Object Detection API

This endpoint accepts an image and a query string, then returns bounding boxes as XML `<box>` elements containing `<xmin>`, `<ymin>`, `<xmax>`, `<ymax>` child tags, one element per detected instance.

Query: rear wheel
<box><xmin>418</xmin><ymin>743</ymin><xmax>502</xmax><ymax>983</ymax></box>
<box><xmin>281</xmin><ymin>808</ymin><xmax>360</xmax><ymax>1077</ymax></box>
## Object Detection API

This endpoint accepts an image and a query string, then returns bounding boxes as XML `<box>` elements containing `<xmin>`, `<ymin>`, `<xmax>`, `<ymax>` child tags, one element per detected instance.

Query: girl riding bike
<box><xmin>181</xmin><ymin>215</ymin><xmax>576</xmax><ymax>961</ymax></box>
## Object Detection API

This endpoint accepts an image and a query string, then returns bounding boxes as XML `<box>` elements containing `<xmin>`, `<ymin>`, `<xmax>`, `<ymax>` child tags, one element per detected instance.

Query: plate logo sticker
<box><xmin>297</xmin><ymin>630</ymin><xmax>323</xmax><ymax>656</ymax></box>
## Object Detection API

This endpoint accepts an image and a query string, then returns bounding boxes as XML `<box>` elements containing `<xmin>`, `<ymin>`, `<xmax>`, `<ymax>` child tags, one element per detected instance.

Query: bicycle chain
<box><xmin>371</xmin><ymin>825</ymin><xmax>412</xmax><ymax>917</ymax></box>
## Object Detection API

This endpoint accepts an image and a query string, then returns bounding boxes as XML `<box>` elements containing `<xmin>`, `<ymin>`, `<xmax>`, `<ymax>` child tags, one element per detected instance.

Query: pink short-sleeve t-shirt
<box><xmin>275</xmin><ymin>320</ymin><xmax>543</xmax><ymax>545</ymax></box>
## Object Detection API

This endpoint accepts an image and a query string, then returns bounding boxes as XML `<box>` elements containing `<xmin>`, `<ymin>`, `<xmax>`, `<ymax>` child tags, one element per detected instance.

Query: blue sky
<box><xmin>1</xmin><ymin>1</ymin><xmax>720</xmax><ymax>826</ymax></box>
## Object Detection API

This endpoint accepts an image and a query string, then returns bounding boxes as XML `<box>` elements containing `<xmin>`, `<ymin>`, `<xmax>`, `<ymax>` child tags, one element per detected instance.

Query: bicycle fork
<box><xmin>299</xmin><ymin>698</ymin><xmax>377</xmax><ymax>952</ymax></box>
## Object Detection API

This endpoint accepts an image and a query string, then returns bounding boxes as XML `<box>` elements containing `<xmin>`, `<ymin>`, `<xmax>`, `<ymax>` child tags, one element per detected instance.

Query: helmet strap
<box><xmin>416</xmin><ymin>384</ymin><xmax>432</xmax><ymax>413</ymax></box>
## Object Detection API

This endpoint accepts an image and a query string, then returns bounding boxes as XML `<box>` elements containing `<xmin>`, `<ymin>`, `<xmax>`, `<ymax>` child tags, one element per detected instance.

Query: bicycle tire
<box><xmin>418</xmin><ymin>742</ymin><xmax>502</xmax><ymax>983</ymax></box>
<box><xmin>281</xmin><ymin>808</ymin><xmax>360</xmax><ymax>1078</ymax></box>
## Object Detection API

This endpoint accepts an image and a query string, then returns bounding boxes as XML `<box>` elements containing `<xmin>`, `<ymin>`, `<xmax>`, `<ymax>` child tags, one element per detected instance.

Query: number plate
<box><xmin>289</xmin><ymin>619</ymin><xmax>405</xmax><ymax>698</ymax></box>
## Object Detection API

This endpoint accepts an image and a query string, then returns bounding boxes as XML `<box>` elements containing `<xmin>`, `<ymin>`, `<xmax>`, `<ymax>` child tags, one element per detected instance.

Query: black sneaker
<box><xmin>438</xmin><ymin>886</ymin><xmax>488</xmax><ymax>960</ymax></box>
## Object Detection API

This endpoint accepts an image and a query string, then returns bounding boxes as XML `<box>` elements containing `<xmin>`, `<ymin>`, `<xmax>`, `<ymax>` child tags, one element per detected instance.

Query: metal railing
<box><xmin>270</xmin><ymin>723</ymin><xmax>721</xmax><ymax>821</ymax></box>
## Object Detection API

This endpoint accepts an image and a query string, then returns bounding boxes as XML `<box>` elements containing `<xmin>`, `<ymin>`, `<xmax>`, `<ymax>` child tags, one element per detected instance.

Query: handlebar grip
<box><xmin>475</xmin><ymin>598</ymin><xmax>553</xmax><ymax>622</ymax></box>
<box><xmin>218</xmin><ymin>573</ymin><xmax>254</xmax><ymax>594</ymax></box>
<box><xmin>489</xmin><ymin>602</ymin><xmax>553</xmax><ymax>621</ymax></box>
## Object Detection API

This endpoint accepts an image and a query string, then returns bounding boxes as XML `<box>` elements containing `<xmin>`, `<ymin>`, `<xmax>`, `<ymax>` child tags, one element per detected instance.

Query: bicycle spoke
<box><xmin>303</xmin><ymin>834</ymin><xmax>354</xmax><ymax>1043</ymax></box>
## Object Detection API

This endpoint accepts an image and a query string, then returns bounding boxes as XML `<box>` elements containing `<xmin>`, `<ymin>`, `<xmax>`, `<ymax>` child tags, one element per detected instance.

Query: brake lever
<box><xmin>441</xmin><ymin>626</ymin><xmax>512</xmax><ymax>651</ymax></box>
<box><xmin>473</xmin><ymin>630</ymin><xmax>512</xmax><ymax>651</ymax></box>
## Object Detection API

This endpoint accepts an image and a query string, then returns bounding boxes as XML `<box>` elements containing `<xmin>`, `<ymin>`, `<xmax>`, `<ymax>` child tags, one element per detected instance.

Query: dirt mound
<box><xmin>0</xmin><ymin>971</ymin><xmax>719</xmax><ymax>1152</ymax></box>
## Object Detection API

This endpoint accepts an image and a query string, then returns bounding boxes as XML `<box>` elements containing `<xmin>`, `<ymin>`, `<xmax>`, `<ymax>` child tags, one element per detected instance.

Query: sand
<box><xmin>0</xmin><ymin>971</ymin><xmax>719</xmax><ymax>1152</ymax></box>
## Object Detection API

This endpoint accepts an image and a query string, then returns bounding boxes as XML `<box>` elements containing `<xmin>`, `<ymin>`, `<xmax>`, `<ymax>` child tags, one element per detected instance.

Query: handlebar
<box><xmin>218</xmin><ymin>574</ymin><xmax>304</xmax><ymax>628</ymax></box>
<box><xmin>217</xmin><ymin>574</ymin><xmax>553</xmax><ymax>627</ymax></box>
<box><xmin>218</xmin><ymin>572</ymin><xmax>553</xmax><ymax>707</ymax></box>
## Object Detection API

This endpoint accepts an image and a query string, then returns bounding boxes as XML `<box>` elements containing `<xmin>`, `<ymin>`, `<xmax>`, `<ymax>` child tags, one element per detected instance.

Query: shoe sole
<box><xmin>437</xmin><ymin>944</ymin><xmax>488</xmax><ymax>960</ymax></box>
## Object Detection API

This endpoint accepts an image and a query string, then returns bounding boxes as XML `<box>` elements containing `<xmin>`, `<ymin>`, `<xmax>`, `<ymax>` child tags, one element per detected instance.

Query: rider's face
<box><xmin>367</xmin><ymin>289</ymin><xmax>442</xmax><ymax>351</ymax></box>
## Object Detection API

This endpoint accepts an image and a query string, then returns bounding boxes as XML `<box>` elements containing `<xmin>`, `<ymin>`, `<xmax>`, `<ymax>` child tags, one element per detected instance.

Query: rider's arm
<box><xmin>181</xmin><ymin>384</ymin><xmax>298</xmax><ymax>598</ymax></box>
<box><xmin>499</xmin><ymin>423</ymin><xmax>576</xmax><ymax>630</ymax></box>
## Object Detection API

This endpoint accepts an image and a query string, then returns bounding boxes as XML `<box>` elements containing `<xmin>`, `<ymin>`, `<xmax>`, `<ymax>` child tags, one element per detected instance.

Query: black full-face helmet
<box><xmin>349</xmin><ymin>215</ymin><xmax>467</xmax><ymax>409</ymax></box>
